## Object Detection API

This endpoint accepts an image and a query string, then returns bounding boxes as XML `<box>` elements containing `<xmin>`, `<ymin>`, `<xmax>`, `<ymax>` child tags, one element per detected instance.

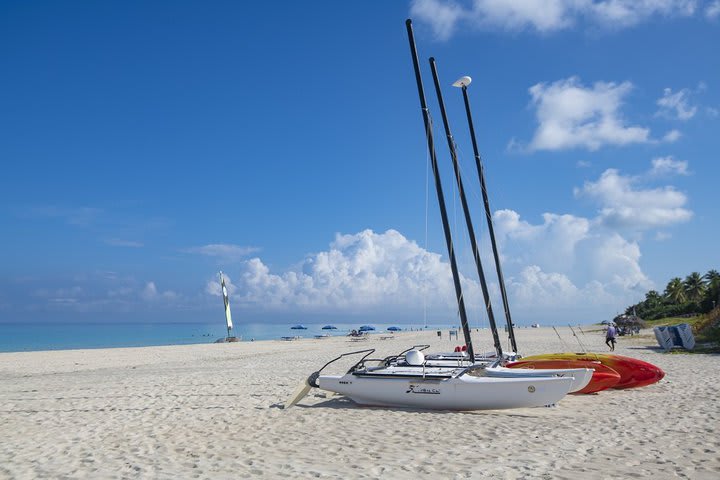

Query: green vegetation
<box><xmin>626</xmin><ymin>270</ymin><xmax>720</xmax><ymax>351</ymax></box>
<box><xmin>626</xmin><ymin>270</ymin><xmax>720</xmax><ymax>321</ymax></box>
<box><xmin>640</xmin><ymin>310</ymin><xmax>720</xmax><ymax>352</ymax></box>
<box><xmin>693</xmin><ymin>308</ymin><xmax>720</xmax><ymax>345</ymax></box>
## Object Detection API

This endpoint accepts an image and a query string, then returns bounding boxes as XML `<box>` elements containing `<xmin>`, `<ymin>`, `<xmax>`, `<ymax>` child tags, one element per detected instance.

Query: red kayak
<box><xmin>505</xmin><ymin>359</ymin><xmax>621</xmax><ymax>394</ymax></box>
<box><xmin>520</xmin><ymin>353</ymin><xmax>665</xmax><ymax>389</ymax></box>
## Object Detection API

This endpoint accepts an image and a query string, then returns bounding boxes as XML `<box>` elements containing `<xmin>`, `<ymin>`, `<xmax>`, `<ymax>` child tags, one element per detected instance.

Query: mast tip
<box><xmin>452</xmin><ymin>76</ymin><xmax>472</xmax><ymax>88</ymax></box>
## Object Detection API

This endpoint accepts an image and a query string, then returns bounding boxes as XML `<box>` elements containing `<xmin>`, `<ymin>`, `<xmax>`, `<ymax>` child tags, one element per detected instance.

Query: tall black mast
<box><xmin>428</xmin><ymin>58</ymin><xmax>503</xmax><ymax>358</ymax></box>
<box><xmin>457</xmin><ymin>80</ymin><xmax>518</xmax><ymax>354</ymax></box>
<box><xmin>405</xmin><ymin>19</ymin><xmax>474</xmax><ymax>360</ymax></box>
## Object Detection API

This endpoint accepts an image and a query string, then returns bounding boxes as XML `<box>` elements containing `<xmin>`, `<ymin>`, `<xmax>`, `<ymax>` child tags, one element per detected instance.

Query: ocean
<box><xmin>0</xmin><ymin>322</ymin><xmax>456</xmax><ymax>353</ymax></box>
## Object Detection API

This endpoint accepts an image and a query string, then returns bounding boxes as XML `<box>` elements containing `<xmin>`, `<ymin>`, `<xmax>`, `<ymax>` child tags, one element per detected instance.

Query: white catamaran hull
<box><xmin>415</xmin><ymin>356</ymin><xmax>593</xmax><ymax>393</ymax></box>
<box><xmin>318</xmin><ymin>373</ymin><xmax>573</xmax><ymax>410</ymax></box>
<box><xmin>485</xmin><ymin>366</ymin><xmax>593</xmax><ymax>393</ymax></box>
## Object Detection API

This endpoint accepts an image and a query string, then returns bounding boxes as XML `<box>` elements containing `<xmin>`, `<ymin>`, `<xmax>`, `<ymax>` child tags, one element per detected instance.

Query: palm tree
<box><xmin>705</xmin><ymin>270</ymin><xmax>720</xmax><ymax>307</ymax></box>
<box><xmin>644</xmin><ymin>290</ymin><xmax>662</xmax><ymax>307</ymax></box>
<box><xmin>683</xmin><ymin>272</ymin><xmax>707</xmax><ymax>302</ymax></box>
<box><xmin>704</xmin><ymin>270</ymin><xmax>720</xmax><ymax>286</ymax></box>
<box><xmin>664</xmin><ymin>277</ymin><xmax>686</xmax><ymax>304</ymax></box>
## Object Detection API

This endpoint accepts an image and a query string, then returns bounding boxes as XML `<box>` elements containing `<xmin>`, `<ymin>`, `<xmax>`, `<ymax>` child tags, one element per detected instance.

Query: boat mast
<box><xmin>428</xmin><ymin>58</ymin><xmax>503</xmax><ymax>358</ymax></box>
<box><xmin>405</xmin><ymin>19</ymin><xmax>475</xmax><ymax>360</ymax></box>
<box><xmin>455</xmin><ymin>79</ymin><xmax>518</xmax><ymax>354</ymax></box>
<box><xmin>220</xmin><ymin>271</ymin><xmax>233</xmax><ymax>339</ymax></box>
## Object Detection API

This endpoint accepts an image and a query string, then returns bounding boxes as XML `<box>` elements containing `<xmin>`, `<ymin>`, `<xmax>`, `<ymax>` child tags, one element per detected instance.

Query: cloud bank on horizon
<box><xmin>205</xmin><ymin>157</ymin><xmax>691</xmax><ymax>324</ymax></box>
<box><xmin>15</xmin><ymin>154</ymin><xmax>695</xmax><ymax>325</ymax></box>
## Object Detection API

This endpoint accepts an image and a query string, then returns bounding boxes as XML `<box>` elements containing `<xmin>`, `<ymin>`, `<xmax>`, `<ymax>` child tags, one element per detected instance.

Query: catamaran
<box><xmin>306</xmin><ymin>348</ymin><xmax>574</xmax><ymax>410</ymax></box>
<box><xmin>407</xmin><ymin>49</ymin><xmax>592</xmax><ymax>393</ymax></box>
<box><xmin>284</xmin><ymin>19</ymin><xmax>577</xmax><ymax>411</ymax></box>
<box><xmin>216</xmin><ymin>271</ymin><xmax>240</xmax><ymax>343</ymax></box>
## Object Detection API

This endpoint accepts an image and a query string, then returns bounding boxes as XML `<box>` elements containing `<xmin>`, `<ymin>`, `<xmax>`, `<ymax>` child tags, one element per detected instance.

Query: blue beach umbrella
<box><xmin>387</xmin><ymin>326</ymin><xmax>401</xmax><ymax>332</ymax></box>
<box><xmin>359</xmin><ymin>325</ymin><xmax>376</xmax><ymax>332</ymax></box>
<box><xmin>291</xmin><ymin>324</ymin><xmax>308</xmax><ymax>330</ymax></box>
<box><xmin>321</xmin><ymin>325</ymin><xmax>338</xmax><ymax>330</ymax></box>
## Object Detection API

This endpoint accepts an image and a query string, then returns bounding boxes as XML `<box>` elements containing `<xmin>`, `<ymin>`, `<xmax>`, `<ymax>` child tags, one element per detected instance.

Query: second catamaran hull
<box><xmin>505</xmin><ymin>360</ymin><xmax>622</xmax><ymax>394</ymax></box>
<box><xmin>485</xmin><ymin>366</ymin><xmax>593</xmax><ymax>393</ymax></box>
<box><xmin>318</xmin><ymin>373</ymin><xmax>573</xmax><ymax>411</ymax></box>
<box><xmin>413</xmin><ymin>354</ymin><xmax>593</xmax><ymax>393</ymax></box>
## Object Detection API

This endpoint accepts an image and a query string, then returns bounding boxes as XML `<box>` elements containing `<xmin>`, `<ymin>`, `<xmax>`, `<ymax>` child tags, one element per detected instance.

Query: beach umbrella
<box><xmin>291</xmin><ymin>324</ymin><xmax>308</xmax><ymax>330</ymax></box>
<box><xmin>321</xmin><ymin>325</ymin><xmax>337</xmax><ymax>330</ymax></box>
<box><xmin>359</xmin><ymin>325</ymin><xmax>376</xmax><ymax>332</ymax></box>
<box><xmin>387</xmin><ymin>326</ymin><xmax>401</xmax><ymax>331</ymax></box>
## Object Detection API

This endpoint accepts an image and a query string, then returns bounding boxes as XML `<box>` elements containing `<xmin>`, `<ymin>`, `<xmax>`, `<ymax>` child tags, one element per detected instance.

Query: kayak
<box><xmin>519</xmin><ymin>353</ymin><xmax>665</xmax><ymax>389</ymax></box>
<box><xmin>505</xmin><ymin>359</ymin><xmax>621</xmax><ymax>394</ymax></box>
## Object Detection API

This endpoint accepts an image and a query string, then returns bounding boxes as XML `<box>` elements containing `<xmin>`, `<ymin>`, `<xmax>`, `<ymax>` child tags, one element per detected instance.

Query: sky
<box><xmin>1</xmin><ymin>0</ymin><xmax>718</xmax><ymax>330</ymax></box>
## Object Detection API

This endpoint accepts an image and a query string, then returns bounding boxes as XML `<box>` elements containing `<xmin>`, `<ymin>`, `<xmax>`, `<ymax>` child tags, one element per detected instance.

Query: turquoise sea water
<box><xmin>0</xmin><ymin>322</ymin><xmax>453</xmax><ymax>353</ymax></box>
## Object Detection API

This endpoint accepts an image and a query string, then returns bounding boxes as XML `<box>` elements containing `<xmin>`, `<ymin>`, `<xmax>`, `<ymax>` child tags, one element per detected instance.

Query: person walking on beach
<box><xmin>605</xmin><ymin>323</ymin><xmax>617</xmax><ymax>351</ymax></box>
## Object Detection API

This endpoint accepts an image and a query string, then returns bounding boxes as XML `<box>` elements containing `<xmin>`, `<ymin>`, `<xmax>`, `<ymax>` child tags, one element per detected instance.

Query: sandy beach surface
<box><xmin>1</xmin><ymin>326</ymin><xmax>718</xmax><ymax>479</ymax></box>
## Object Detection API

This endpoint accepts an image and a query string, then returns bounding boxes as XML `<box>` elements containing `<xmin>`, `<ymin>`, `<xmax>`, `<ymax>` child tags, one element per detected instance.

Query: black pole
<box><xmin>405</xmin><ymin>19</ymin><xmax>474</xmax><ymax>360</ymax></box>
<box><xmin>459</xmin><ymin>84</ymin><xmax>519</xmax><ymax>354</ymax></box>
<box><xmin>428</xmin><ymin>58</ymin><xmax>502</xmax><ymax>359</ymax></box>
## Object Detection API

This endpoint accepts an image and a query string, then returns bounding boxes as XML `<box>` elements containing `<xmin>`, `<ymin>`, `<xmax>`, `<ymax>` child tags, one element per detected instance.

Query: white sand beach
<box><xmin>1</xmin><ymin>327</ymin><xmax>718</xmax><ymax>479</ymax></box>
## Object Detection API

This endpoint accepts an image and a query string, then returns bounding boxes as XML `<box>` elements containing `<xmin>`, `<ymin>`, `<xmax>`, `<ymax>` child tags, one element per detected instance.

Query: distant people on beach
<box><xmin>605</xmin><ymin>323</ymin><xmax>617</xmax><ymax>351</ymax></box>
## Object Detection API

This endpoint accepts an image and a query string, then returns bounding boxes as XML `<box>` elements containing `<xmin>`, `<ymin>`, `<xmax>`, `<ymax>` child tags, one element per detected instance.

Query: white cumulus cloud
<box><xmin>588</xmin><ymin>0</ymin><xmax>697</xmax><ymax>27</ymax></box>
<box><xmin>526</xmin><ymin>77</ymin><xmax>650</xmax><ymax>151</ymax></box>
<box><xmin>207</xmin><ymin>223</ymin><xmax>658</xmax><ymax>324</ymax></box>
<box><xmin>656</xmin><ymin>87</ymin><xmax>698</xmax><ymax>120</ymax></box>
<box><xmin>706</xmin><ymin>1</ymin><xmax>720</xmax><ymax>19</ymax></box>
<box><xmin>662</xmin><ymin>129</ymin><xmax>682</xmax><ymax>143</ymax></box>
<box><xmin>574</xmin><ymin>167</ymin><xmax>693</xmax><ymax>229</ymax></box>
<box><xmin>201</xmin><ymin>158</ymin><xmax>694</xmax><ymax>324</ymax></box>
<box><xmin>493</xmin><ymin>210</ymin><xmax>590</xmax><ymax>272</ymax></box>
<box><xmin>409</xmin><ymin>0</ymin><xmax>465</xmax><ymax>39</ymax></box>
<box><xmin>649</xmin><ymin>156</ymin><xmax>690</xmax><ymax>176</ymax></box>
<box><xmin>410</xmin><ymin>0</ymin><xmax>699</xmax><ymax>38</ymax></box>
<box><xmin>208</xmin><ymin>230</ymin><xmax>467</xmax><ymax>317</ymax></box>
<box><xmin>494</xmin><ymin>220</ymin><xmax>652</xmax><ymax>319</ymax></box>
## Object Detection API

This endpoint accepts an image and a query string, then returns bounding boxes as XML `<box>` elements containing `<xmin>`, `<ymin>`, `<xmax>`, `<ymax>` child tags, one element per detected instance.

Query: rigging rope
<box><xmin>568</xmin><ymin>324</ymin><xmax>587</xmax><ymax>353</ymax></box>
<box><xmin>552</xmin><ymin>326</ymin><xmax>571</xmax><ymax>351</ymax></box>
<box><xmin>451</xmin><ymin>134</ymin><xmax>494</xmax><ymax>354</ymax></box>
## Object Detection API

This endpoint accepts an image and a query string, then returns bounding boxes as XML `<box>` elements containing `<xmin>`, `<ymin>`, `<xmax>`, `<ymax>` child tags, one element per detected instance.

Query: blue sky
<box><xmin>1</xmin><ymin>0</ymin><xmax>718</xmax><ymax>328</ymax></box>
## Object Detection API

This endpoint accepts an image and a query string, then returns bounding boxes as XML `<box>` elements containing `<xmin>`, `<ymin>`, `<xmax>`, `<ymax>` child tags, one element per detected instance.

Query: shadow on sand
<box><xmin>277</xmin><ymin>394</ymin><xmax>551</xmax><ymax>417</ymax></box>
